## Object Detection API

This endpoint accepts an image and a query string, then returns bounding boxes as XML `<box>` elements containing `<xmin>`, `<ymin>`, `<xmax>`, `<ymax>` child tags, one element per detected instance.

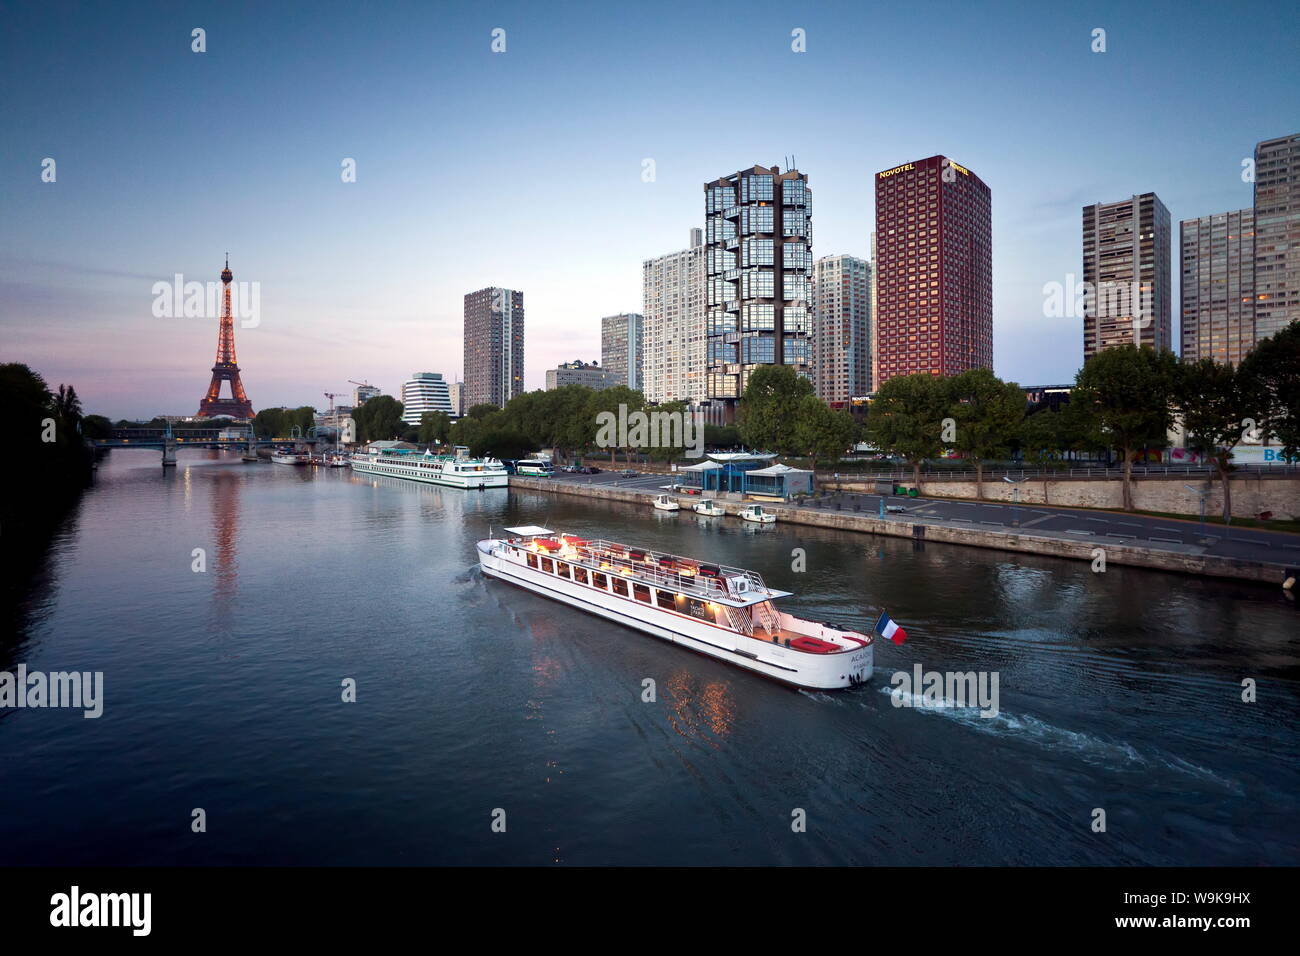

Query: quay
<box><xmin>510</xmin><ymin>474</ymin><xmax>1300</xmax><ymax>587</ymax></box>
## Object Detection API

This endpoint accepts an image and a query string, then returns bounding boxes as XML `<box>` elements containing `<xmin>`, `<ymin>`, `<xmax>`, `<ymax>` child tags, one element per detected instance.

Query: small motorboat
<box><xmin>652</xmin><ymin>494</ymin><xmax>681</xmax><ymax>512</ymax></box>
<box><xmin>693</xmin><ymin>499</ymin><xmax>726</xmax><ymax>517</ymax></box>
<box><xmin>737</xmin><ymin>504</ymin><xmax>776</xmax><ymax>524</ymax></box>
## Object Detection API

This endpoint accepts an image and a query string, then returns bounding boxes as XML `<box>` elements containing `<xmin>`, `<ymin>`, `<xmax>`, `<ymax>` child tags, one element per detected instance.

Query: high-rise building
<box><xmin>642</xmin><ymin>229</ymin><xmax>706</xmax><ymax>405</ymax></box>
<box><xmin>1081</xmin><ymin>192</ymin><xmax>1172</xmax><ymax>359</ymax></box>
<box><xmin>1180</xmin><ymin>209</ymin><xmax>1255</xmax><ymax>364</ymax></box>
<box><xmin>874</xmin><ymin>156</ymin><xmax>992</xmax><ymax>384</ymax></box>
<box><xmin>400</xmin><ymin>372</ymin><xmax>453</xmax><ymax>425</ymax></box>
<box><xmin>704</xmin><ymin>165</ymin><xmax>812</xmax><ymax>420</ymax></box>
<box><xmin>600</xmin><ymin>313</ymin><xmax>644</xmax><ymax>390</ymax></box>
<box><xmin>463</xmin><ymin>287</ymin><xmax>524</xmax><ymax>409</ymax></box>
<box><xmin>352</xmin><ymin>383</ymin><xmax>380</xmax><ymax>406</ymax></box>
<box><xmin>447</xmin><ymin>382</ymin><xmax>464</xmax><ymax>418</ymax></box>
<box><xmin>1254</xmin><ymin>132</ymin><xmax>1300</xmax><ymax>343</ymax></box>
<box><xmin>545</xmin><ymin>360</ymin><xmax>612</xmax><ymax>391</ymax></box>
<box><xmin>812</xmin><ymin>254</ymin><xmax>872</xmax><ymax>403</ymax></box>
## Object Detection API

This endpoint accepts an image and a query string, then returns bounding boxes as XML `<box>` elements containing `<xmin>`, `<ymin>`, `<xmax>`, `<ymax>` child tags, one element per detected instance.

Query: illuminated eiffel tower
<box><xmin>197</xmin><ymin>255</ymin><xmax>255</xmax><ymax>419</ymax></box>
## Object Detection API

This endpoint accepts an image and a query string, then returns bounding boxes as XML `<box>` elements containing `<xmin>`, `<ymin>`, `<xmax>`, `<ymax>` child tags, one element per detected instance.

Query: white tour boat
<box><xmin>349</xmin><ymin>449</ymin><xmax>508</xmax><ymax>489</ymax></box>
<box><xmin>692</xmin><ymin>499</ymin><xmax>726</xmax><ymax>517</ymax></box>
<box><xmin>271</xmin><ymin>451</ymin><xmax>309</xmax><ymax>465</ymax></box>
<box><xmin>738</xmin><ymin>503</ymin><xmax>777</xmax><ymax>524</ymax></box>
<box><xmin>477</xmin><ymin>527</ymin><xmax>873</xmax><ymax>690</ymax></box>
<box><xmin>652</xmin><ymin>494</ymin><xmax>680</xmax><ymax>512</ymax></box>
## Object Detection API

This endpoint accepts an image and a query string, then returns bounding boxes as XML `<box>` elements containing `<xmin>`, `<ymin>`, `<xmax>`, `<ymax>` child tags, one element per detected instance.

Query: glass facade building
<box><xmin>874</xmin><ymin>156</ymin><xmax>992</xmax><ymax>384</ymax></box>
<box><xmin>463</xmin><ymin>287</ymin><xmax>524</xmax><ymax>409</ymax></box>
<box><xmin>1081</xmin><ymin>193</ymin><xmax>1172</xmax><ymax>359</ymax></box>
<box><xmin>400</xmin><ymin>371</ymin><xmax>453</xmax><ymax>425</ymax></box>
<box><xmin>704</xmin><ymin>166</ymin><xmax>812</xmax><ymax>419</ymax></box>
<box><xmin>1180</xmin><ymin>209</ymin><xmax>1255</xmax><ymax>365</ymax></box>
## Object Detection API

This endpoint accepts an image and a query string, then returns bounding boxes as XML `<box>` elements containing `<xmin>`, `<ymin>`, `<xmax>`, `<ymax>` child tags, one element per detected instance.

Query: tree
<box><xmin>863</xmin><ymin>372</ymin><xmax>950</xmax><ymax>487</ymax></box>
<box><xmin>587</xmin><ymin>385</ymin><xmax>646</xmax><ymax>464</ymax></box>
<box><xmin>1072</xmin><ymin>345</ymin><xmax>1177</xmax><ymax>511</ymax></box>
<box><xmin>946</xmin><ymin>368</ymin><xmax>1026</xmax><ymax>499</ymax></box>
<box><xmin>418</xmin><ymin>411</ymin><xmax>451</xmax><ymax>446</ymax></box>
<box><xmin>1176</xmin><ymin>358</ymin><xmax>1249</xmax><ymax>520</ymax></box>
<box><xmin>736</xmin><ymin>365</ymin><xmax>815</xmax><ymax>454</ymax></box>
<box><xmin>55</xmin><ymin>384</ymin><xmax>83</xmax><ymax>431</ymax></box>
<box><xmin>352</xmin><ymin>395</ymin><xmax>404</xmax><ymax>443</ymax></box>
<box><xmin>81</xmin><ymin>414</ymin><xmax>112</xmax><ymax>440</ymax></box>
<box><xmin>1239</xmin><ymin>319</ymin><xmax>1300</xmax><ymax>461</ymax></box>
<box><xmin>791</xmin><ymin>394</ymin><xmax>856</xmax><ymax>462</ymax></box>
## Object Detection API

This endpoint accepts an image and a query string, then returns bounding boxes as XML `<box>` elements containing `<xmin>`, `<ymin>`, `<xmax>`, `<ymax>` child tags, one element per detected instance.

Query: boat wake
<box><xmin>876</xmin><ymin>687</ymin><xmax>1242</xmax><ymax>794</ymax></box>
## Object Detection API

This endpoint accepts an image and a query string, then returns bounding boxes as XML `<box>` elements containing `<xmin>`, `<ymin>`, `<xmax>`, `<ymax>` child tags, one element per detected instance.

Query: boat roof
<box><xmin>504</xmin><ymin>525</ymin><xmax>553</xmax><ymax>537</ymax></box>
<box><xmin>503</xmin><ymin>531</ymin><xmax>792</xmax><ymax>606</ymax></box>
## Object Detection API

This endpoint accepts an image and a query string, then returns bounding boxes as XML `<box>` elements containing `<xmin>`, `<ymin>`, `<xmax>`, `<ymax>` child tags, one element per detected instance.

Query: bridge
<box><xmin>94</xmin><ymin>425</ymin><xmax>323</xmax><ymax>466</ymax></box>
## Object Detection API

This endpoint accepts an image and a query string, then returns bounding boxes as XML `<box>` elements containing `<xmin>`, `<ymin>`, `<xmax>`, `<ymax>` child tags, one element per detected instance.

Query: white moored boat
<box><xmin>738</xmin><ymin>504</ymin><xmax>776</xmax><ymax>524</ymax></box>
<box><xmin>271</xmin><ymin>451</ymin><xmax>309</xmax><ymax>464</ymax></box>
<box><xmin>652</xmin><ymin>494</ymin><xmax>680</xmax><ymax>512</ymax></box>
<box><xmin>477</xmin><ymin>527</ymin><xmax>873</xmax><ymax>690</ymax></box>
<box><xmin>349</xmin><ymin>449</ymin><xmax>508</xmax><ymax>489</ymax></box>
<box><xmin>692</xmin><ymin>499</ymin><xmax>726</xmax><ymax>517</ymax></box>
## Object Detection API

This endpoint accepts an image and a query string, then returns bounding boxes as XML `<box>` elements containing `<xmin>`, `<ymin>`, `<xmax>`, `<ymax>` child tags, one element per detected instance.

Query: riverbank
<box><xmin>511</xmin><ymin>476</ymin><xmax>1298</xmax><ymax>587</ymax></box>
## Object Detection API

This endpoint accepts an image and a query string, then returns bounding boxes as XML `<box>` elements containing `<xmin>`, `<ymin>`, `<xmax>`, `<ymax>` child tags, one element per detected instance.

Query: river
<box><xmin>1</xmin><ymin>449</ymin><xmax>1296</xmax><ymax>865</ymax></box>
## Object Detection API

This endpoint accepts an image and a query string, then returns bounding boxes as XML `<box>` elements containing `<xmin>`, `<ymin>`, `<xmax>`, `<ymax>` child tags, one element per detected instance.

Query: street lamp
<box><xmin>1002</xmin><ymin>474</ymin><xmax>1028</xmax><ymax>527</ymax></box>
<box><xmin>1184</xmin><ymin>483</ymin><xmax>1211</xmax><ymax>535</ymax></box>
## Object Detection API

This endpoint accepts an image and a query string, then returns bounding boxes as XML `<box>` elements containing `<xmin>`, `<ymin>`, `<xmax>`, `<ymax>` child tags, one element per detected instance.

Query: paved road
<box><xmin>535</xmin><ymin>471</ymin><xmax>1300</xmax><ymax>568</ymax></box>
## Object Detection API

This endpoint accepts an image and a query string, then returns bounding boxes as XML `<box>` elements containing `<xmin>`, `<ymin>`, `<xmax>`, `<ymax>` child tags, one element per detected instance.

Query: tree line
<box><xmin>863</xmin><ymin>320</ymin><xmax>1299</xmax><ymax>515</ymax></box>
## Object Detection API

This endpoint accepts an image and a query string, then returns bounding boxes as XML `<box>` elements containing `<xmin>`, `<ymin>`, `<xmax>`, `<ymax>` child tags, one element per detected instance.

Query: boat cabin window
<box><xmin>655</xmin><ymin>589</ymin><xmax>675</xmax><ymax>610</ymax></box>
<box><xmin>526</xmin><ymin>552</ymin><xmax>538</xmax><ymax>569</ymax></box>
<box><xmin>611</xmin><ymin>578</ymin><xmax>629</xmax><ymax>597</ymax></box>
<box><xmin>540</xmin><ymin>557</ymin><xmax>554</xmax><ymax>574</ymax></box>
<box><xmin>573</xmin><ymin>568</ymin><xmax>588</xmax><ymax>585</ymax></box>
<box><xmin>633</xmin><ymin>584</ymin><xmax>651</xmax><ymax>604</ymax></box>
<box><xmin>592</xmin><ymin>572</ymin><xmax>608</xmax><ymax>589</ymax></box>
<box><xmin>555</xmin><ymin>562</ymin><xmax>570</xmax><ymax>578</ymax></box>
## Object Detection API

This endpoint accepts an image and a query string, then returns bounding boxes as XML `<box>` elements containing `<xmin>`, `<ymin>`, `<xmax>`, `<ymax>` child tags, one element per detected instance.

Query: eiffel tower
<box><xmin>197</xmin><ymin>255</ymin><xmax>255</xmax><ymax>419</ymax></box>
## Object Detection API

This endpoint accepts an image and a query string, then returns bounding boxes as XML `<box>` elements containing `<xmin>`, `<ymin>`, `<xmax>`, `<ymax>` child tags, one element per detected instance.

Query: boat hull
<box><xmin>477</xmin><ymin>539</ymin><xmax>872</xmax><ymax>690</ymax></box>
<box><xmin>350</xmin><ymin>458</ymin><xmax>508</xmax><ymax>488</ymax></box>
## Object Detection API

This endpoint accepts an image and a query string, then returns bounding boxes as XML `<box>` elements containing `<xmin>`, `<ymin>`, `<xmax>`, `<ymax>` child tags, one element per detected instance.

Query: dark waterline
<box><xmin>2</xmin><ymin>449</ymin><xmax>1297</xmax><ymax>866</ymax></box>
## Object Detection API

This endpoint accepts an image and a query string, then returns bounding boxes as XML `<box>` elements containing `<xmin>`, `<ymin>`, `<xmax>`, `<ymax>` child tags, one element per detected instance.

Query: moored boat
<box><xmin>738</xmin><ymin>504</ymin><xmax>776</xmax><ymax>524</ymax></box>
<box><xmin>477</xmin><ymin>527</ymin><xmax>873</xmax><ymax>690</ymax></box>
<box><xmin>349</xmin><ymin>449</ymin><xmax>508</xmax><ymax>489</ymax></box>
<box><xmin>271</xmin><ymin>451</ymin><xmax>309</xmax><ymax>464</ymax></box>
<box><xmin>692</xmin><ymin>499</ymin><xmax>726</xmax><ymax>517</ymax></box>
<box><xmin>652</xmin><ymin>494</ymin><xmax>680</xmax><ymax>512</ymax></box>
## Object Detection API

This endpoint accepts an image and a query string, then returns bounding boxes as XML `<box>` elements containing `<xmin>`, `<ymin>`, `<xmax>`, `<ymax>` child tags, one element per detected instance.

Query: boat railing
<box><xmin>557</xmin><ymin>538</ymin><xmax>767</xmax><ymax>601</ymax></box>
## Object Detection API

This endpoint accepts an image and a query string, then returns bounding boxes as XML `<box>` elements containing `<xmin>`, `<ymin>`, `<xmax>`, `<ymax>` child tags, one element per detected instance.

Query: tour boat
<box><xmin>692</xmin><ymin>499</ymin><xmax>726</xmax><ymax>517</ymax></box>
<box><xmin>515</xmin><ymin>458</ymin><xmax>555</xmax><ymax>477</ymax></box>
<box><xmin>477</xmin><ymin>527</ymin><xmax>873</xmax><ymax>690</ymax></box>
<box><xmin>271</xmin><ymin>452</ymin><xmax>309</xmax><ymax>465</ymax></box>
<box><xmin>348</xmin><ymin>449</ymin><xmax>508</xmax><ymax>489</ymax></box>
<box><xmin>738</xmin><ymin>504</ymin><xmax>776</xmax><ymax>524</ymax></box>
<box><xmin>652</xmin><ymin>494</ymin><xmax>681</xmax><ymax>512</ymax></box>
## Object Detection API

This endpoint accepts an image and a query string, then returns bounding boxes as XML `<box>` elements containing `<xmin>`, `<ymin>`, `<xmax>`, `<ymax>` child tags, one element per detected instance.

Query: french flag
<box><xmin>874</xmin><ymin>611</ymin><xmax>908</xmax><ymax>645</ymax></box>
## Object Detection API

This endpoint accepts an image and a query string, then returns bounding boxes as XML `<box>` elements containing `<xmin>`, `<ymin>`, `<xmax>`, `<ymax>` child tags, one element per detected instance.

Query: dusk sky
<box><xmin>2</xmin><ymin>0</ymin><xmax>1297</xmax><ymax>419</ymax></box>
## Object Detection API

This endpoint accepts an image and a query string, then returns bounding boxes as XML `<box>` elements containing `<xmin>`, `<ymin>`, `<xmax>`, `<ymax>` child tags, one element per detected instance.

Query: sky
<box><xmin>2</xmin><ymin>0</ymin><xmax>1298</xmax><ymax>419</ymax></box>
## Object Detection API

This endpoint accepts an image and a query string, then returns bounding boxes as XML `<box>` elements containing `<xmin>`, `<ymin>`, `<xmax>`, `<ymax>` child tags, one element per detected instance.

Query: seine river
<box><xmin>2</xmin><ymin>449</ymin><xmax>1297</xmax><ymax>866</ymax></box>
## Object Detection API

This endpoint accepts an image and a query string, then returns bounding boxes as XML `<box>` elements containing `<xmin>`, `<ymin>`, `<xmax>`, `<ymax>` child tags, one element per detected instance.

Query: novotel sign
<box><xmin>878</xmin><ymin>159</ymin><xmax>971</xmax><ymax>179</ymax></box>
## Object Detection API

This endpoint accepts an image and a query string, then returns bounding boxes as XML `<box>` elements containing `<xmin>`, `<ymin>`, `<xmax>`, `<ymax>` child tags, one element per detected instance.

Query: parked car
<box><xmin>620</xmin><ymin>469</ymin><xmax>638</xmax><ymax>477</ymax></box>
<box><xmin>561</xmin><ymin>464</ymin><xmax>583</xmax><ymax>473</ymax></box>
